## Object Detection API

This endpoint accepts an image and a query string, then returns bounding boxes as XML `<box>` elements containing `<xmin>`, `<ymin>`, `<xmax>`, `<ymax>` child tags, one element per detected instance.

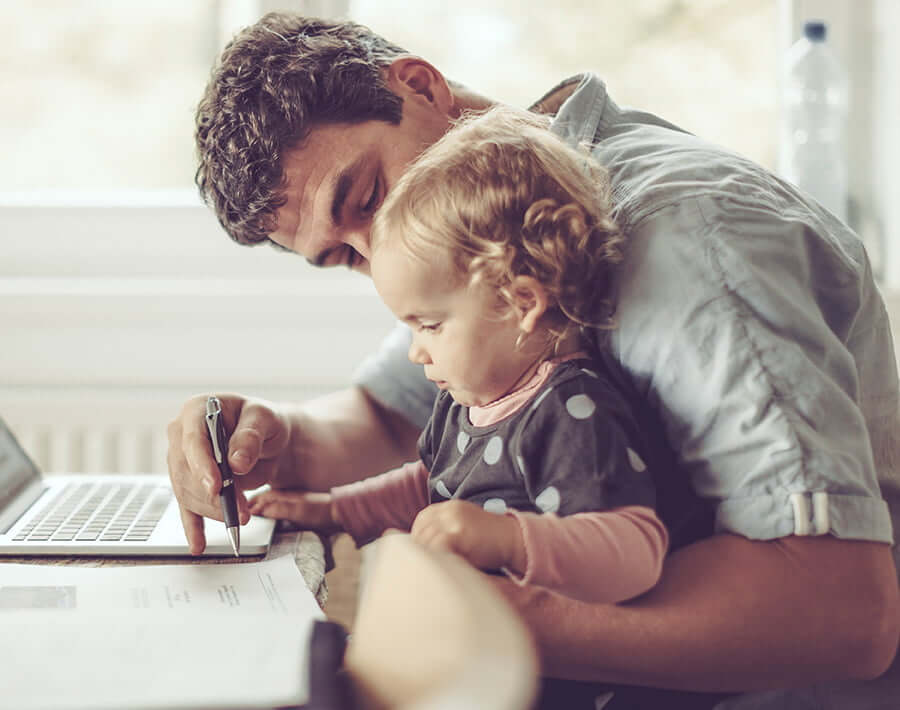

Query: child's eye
<box><xmin>419</xmin><ymin>322</ymin><xmax>441</xmax><ymax>332</ymax></box>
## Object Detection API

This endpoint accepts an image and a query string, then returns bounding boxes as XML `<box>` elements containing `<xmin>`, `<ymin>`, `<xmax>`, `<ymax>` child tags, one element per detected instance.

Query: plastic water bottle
<box><xmin>779</xmin><ymin>20</ymin><xmax>849</xmax><ymax>222</ymax></box>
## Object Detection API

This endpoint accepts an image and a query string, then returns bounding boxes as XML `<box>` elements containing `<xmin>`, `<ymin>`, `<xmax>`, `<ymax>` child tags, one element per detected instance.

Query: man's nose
<box><xmin>338</xmin><ymin>228</ymin><xmax>373</xmax><ymax>274</ymax></box>
<box><xmin>347</xmin><ymin>228</ymin><xmax>372</xmax><ymax>261</ymax></box>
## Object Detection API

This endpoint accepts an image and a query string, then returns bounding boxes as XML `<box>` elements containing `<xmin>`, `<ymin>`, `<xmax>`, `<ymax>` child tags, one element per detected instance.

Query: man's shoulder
<box><xmin>537</xmin><ymin>74</ymin><xmax>788</xmax><ymax>236</ymax></box>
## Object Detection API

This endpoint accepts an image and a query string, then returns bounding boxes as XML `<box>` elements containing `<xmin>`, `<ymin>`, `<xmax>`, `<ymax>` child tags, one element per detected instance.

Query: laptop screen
<box><xmin>0</xmin><ymin>417</ymin><xmax>42</xmax><ymax>516</ymax></box>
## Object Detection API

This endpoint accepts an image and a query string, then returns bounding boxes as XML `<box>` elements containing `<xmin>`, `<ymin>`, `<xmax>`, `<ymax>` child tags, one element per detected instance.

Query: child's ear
<box><xmin>509</xmin><ymin>276</ymin><xmax>549</xmax><ymax>334</ymax></box>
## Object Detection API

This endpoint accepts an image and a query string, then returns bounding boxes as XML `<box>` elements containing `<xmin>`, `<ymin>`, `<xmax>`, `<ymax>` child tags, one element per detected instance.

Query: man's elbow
<box><xmin>843</xmin><ymin>549</ymin><xmax>900</xmax><ymax>680</ymax></box>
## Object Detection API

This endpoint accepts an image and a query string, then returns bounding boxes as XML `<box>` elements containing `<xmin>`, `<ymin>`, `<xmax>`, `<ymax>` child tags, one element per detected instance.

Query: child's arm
<box><xmin>248</xmin><ymin>459</ymin><xmax>431</xmax><ymax>545</ymax></box>
<box><xmin>410</xmin><ymin>501</ymin><xmax>667</xmax><ymax>603</ymax></box>
<box><xmin>331</xmin><ymin>459</ymin><xmax>431</xmax><ymax>546</ymax></box>
<box><xmin>504</xmin><ymin>505</ymin><xmax>668</xmax><ymax>603</ymax></box>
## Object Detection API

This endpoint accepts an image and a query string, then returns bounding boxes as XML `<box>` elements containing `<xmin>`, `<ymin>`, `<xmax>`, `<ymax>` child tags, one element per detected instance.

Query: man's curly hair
<box><xmin>195</xmin><ymin>13</ymin><xmax>408</xmax><ymax>245</ymax></box>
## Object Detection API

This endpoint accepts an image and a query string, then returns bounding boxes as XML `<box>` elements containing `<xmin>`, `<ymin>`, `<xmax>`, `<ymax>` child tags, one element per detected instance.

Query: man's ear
<box><xmin>509</xmin><ymin>276</ymin><xmax>549</xmax><ymax>334</ymax></box>
<box><xmin>385</xmin><ymin>57</ymin><xmax>454</xmax><ymax>115</ymax></box>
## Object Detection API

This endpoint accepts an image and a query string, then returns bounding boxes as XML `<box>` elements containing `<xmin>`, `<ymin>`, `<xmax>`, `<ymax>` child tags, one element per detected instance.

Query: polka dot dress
<box><xmin>419</xmin><ymin>359</ymin><xmax>656</xmax><ymax>516</ymax></box>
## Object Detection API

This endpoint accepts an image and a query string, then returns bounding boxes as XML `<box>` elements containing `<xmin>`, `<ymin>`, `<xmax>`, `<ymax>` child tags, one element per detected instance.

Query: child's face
<box><xmin>371</xmin><ymin>243</ymin><xmax>537</xmax><ymax>407</ymax></box>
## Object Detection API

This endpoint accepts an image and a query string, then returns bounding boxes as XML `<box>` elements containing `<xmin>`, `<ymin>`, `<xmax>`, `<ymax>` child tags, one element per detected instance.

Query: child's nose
<box><xmin>408</xmin><ymin>339</ymin><xmax>431</xmax><ymax>365</ymax></box>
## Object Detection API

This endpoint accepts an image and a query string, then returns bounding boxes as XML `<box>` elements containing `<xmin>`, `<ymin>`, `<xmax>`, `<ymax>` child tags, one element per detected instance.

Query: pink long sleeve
<box><xmin>506</xmin><ymin>505</ymin><xmax>668</xmax><ymax>604</ymax></box>
<box><xmin>330</xmin><ymin>460</ymin><xmax>431</xmax><ymax>547</ymax></box>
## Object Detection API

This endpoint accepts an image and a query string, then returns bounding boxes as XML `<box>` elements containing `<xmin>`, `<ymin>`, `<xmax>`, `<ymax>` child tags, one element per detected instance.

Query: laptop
<box><xmin>0</xmin><ymin>416</ymin><xmax>276</xmax><ymax>557</ymax></box>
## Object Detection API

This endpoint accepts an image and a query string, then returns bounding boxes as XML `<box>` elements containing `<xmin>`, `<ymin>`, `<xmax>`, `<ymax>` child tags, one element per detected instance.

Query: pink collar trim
<box><xmin>468</xmin><ymin>352</ymin><xmax>586</xmax><ymax>427</ymax></box>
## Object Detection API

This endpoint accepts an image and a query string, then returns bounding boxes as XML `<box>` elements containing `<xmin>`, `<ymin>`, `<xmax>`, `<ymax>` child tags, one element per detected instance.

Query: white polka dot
<box><xmin>483</xmin><ymin>436</ymin><xmax>503</xmax><ymax>465</ymax></box>
<box><xmin>516</xmin><ymin>454</ymin><xmax>527</xmax><ymax>478</ymax></box>
<box><xmin>456</xmin><ymin>431</ymin><xmax>470</xmax><ymax>454</ymax></box>
<box><xmin>566</xmin><ymin>394</ymin><xmax>596</xmax><ymax>419</ymax></box>
<box><xmin>483</xmin><ymin>498</ymin><xmax>507</xmax><ymax>514</ymax></box>
<box><xmin>434</xmin><ymin>480</ymin><xmax>452</xmax><ymax>498</ymax></box>
<box><xmin>531</xmin><ymin>387</ymin><xmax>554</xmax><ymax>411</ymax></box>
<box><xmin>535</xmin><ymin>486</ymin><xmax>560</xmax><ymax>513</ymax></box>
<box><xmin>581</xmin><ymin>368</ymin><xmax>599</xmax><ymax>378</ymax></box>
<box><xmin>627</xmin><ymin>448</ymin><xmax>647</xmax><ymax>472</ymax></box>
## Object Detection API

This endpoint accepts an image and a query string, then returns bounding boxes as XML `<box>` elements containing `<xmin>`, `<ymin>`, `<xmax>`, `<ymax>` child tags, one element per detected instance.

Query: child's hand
<box><xmin>410</xmin><ymin>500</ymin><xmax>525</xmax><ymax>574</ymax></box>
<box><xmin>247</xmin><ymin>489</ymin><xmax>341</xmax><ymax>535</ymax></box>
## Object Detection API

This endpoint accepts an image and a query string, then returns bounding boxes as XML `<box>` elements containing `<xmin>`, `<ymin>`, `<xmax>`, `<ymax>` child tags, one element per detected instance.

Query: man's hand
<box><xmin>166</xmin><ymin>393</ymin><xmax>291</xmax><ymax>554</ymax></box>
<box><xmin>248</xmin><ymin>489</ymin><xmax>341</xmax><ymax>535</ymax></box>
<box><xmin>410</xmin><ymin>500</ymin><xmax>526</xmax><ymax>574</ymax></box>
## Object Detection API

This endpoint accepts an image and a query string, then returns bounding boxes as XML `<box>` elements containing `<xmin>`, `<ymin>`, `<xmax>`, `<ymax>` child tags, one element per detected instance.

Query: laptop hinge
<box><xmin>0</xmin><ymin>478</ymin><xmax>48</xmax><ymax>535</ymax></box>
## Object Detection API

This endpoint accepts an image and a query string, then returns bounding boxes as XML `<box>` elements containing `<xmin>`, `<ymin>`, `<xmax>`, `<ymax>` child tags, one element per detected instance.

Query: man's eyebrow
<box><xmin>332</xmin><ymin>156</ymin><xmax>368</xmax><ymax>226</ymax></box>
<box><xmin>309</xmin><ymin>156</ymin><xmax>367</xmax><ymax>267</ymax></box>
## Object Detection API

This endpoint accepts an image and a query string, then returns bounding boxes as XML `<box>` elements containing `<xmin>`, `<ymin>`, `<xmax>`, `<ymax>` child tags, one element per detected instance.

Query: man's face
<box><xmin>270</xmin><ymin>100</ymin><xmax>452</xmax><ymax>275</ymax></box>
<box><xmin>371</xmin><ymin>245</ymin><xmax>534</xmax><ymax>408</ymax></box>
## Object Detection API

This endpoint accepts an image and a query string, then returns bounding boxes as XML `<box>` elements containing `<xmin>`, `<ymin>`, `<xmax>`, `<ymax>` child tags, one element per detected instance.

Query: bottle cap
<box><xmin>804</xmin><ymin>20</ymin><xmax>826</xmax><ymax>42</ymax></box>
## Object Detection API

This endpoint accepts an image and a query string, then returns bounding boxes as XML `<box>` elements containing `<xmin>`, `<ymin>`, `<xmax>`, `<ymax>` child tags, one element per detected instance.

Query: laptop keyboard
<box><xmin>12</xmin><ymin>481</ymin><xmax>172</xmax><ymax>543</ymax></box>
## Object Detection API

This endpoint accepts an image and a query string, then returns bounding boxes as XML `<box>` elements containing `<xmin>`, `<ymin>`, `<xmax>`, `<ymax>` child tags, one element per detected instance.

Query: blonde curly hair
<box><xmin>371</xmin><ymin>104</ymin><xmax>625</xmax><ymax>354</ymax></box>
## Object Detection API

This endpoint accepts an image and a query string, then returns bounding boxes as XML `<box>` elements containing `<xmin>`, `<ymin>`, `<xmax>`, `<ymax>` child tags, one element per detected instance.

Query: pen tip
<box><xmin>227</xmin><ymin>526</ymin><xmax>240</xmax><ymax>557</ymax></box>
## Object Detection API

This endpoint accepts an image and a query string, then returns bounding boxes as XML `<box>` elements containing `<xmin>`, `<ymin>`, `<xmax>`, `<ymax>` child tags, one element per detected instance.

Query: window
<box><xmin>3</xmin><ymin>2</ymin><xmax>217</xmax><ymax>192</ymax></box>
<box><xmin>350</xmin><ymin>0</ymin><xmax>779</xmax><ymax>168</ymax></box>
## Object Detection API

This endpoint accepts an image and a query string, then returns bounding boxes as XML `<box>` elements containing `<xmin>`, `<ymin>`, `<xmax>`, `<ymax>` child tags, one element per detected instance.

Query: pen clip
<box><xmin>205</xmin><ymin>396</ymin><xmax>224</xmax><ymax>465</ymax></box>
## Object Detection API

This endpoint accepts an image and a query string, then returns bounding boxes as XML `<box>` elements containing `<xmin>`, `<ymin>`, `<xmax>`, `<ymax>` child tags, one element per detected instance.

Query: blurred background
<box><xmin>2</xmin><ymin>0</ymin><xmax>898</xmax><ymax>475</ymax></box>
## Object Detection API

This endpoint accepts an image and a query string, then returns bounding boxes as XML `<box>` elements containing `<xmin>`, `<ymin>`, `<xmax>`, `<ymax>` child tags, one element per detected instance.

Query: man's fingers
<box><xmin>167</xmin><ymin>394</ymin><xmax>287</xmax><ymax>551</ymax></box>
<box><xmin>183</xmin><ymin>427</ymin><xmax>223</xmax><ymax>493</ymax></box>
<box><xmin>178</xmin><ymin>505</ymin><xmax>207</xmax><ymax>555</ymax></box>
<box><xmin>227</xmin><ymin>402</ymin><xmax>289</xmax><ymax>476</ymax></box>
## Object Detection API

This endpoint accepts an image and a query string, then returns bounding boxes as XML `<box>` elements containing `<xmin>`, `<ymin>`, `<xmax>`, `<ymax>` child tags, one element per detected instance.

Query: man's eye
<box><xmin>344</xmin><ymin>246</ymin><xmax>360</xmax><ymax>269</ymax></box>
<box><xmin>361</xmin><ymin>177</ymin><xmax>379</xmax><ymax>215</ymax></box>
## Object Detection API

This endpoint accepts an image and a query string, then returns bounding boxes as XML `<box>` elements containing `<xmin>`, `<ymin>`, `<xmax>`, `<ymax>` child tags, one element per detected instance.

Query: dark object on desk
<box><xmin>205</xmin><ymin>396</ymin><xmax>241</xmax><ymax>556</ymax></box>
<box><xmin>300</xmin><ymin>620</ymin><xmax>354</xmax><ymax>710</ymax></box>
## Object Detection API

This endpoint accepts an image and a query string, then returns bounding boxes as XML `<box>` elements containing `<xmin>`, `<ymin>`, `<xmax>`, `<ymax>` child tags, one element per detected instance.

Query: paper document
<box><xmin>0</xmin><ymin>556</ymin><xmax>326</xmax><ymax>710</ymax></box>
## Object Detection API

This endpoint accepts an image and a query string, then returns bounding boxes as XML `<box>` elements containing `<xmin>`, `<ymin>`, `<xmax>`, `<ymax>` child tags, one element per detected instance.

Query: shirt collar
<box><xmin>529</xmin><ymin>73</ymin><xmax>611</xmax><ymax>149</ymax></box>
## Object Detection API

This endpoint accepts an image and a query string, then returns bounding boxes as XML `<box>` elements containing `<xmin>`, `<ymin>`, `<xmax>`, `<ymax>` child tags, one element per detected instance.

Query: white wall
<box><xmin>0</xmin><ymin>196</ymin><xmax>396</xmax><ymax>471</ymax></box>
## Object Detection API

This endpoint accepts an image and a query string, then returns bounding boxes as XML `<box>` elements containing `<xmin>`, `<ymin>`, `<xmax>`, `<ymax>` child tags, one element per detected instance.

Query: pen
<box><xmin>205</xmin><ymin>396</ymin><xmax>240</xmax><ymax>557</ymax></box>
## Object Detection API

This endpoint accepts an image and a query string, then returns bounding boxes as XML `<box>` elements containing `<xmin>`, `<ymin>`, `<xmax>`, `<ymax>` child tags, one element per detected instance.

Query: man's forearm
<box><xmin>493</xmin><ymin>533</ymin><xmax>899</xmax><ymax>691</ymax></box>
<box><xmin>274</xmin><ymin>386</ymin><xmax>421</xmax><ymax>491</ymax></box>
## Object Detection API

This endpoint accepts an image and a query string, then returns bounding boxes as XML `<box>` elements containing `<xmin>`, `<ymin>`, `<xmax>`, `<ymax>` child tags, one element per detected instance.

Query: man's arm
<box><xmin>276</xmin><ymin>386</ymin><xmax>421</xmax><ymax>491</ymax></box>
<box><xmin>492</xmin><ymin>533</ymin><xmax>899</xmax><ymax>691</ymax></box>
<box><xmin>167</xmin><ymin>386</ymin><xmax>420</xmax><ymax>553</ymax></box>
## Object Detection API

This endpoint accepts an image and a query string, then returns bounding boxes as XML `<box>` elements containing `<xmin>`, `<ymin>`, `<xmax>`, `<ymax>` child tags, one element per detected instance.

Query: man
<box><xmin>168</xmin><ymin>12</ymin><xmax>900</xmax><ymax>709</ymax></box>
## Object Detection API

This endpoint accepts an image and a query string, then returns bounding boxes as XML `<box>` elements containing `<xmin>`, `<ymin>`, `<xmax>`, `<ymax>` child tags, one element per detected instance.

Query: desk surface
<box><xmin>0</xmin><ymin>526</ymin><xmax>329</xmax><ymax>608</ymax></box>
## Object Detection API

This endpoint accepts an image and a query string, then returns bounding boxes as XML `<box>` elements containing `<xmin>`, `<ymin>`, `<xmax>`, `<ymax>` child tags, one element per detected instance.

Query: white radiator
<box><xmin>16</xmin><ymin>425</ymin><xmax>168</xmax><ymax>475</ymax></box>
<box><xmin>4</xmin><ymin>389</ymin><xmax>176</xmax><ymax>474</ymax></box>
